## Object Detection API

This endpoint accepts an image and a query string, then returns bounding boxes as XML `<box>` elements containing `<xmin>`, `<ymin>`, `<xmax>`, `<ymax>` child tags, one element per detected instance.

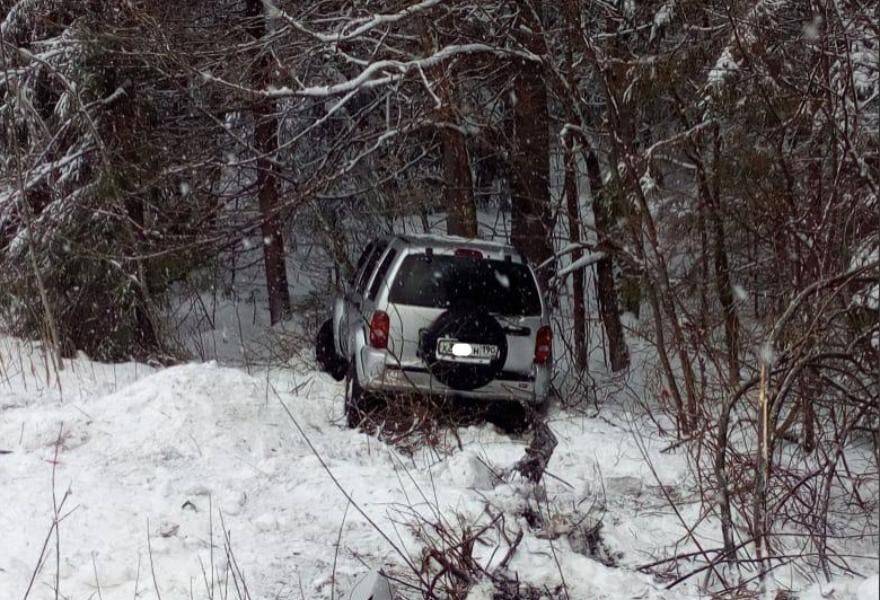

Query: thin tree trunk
<box><xmin>583</xmin><ymin>150</ymin><xmax>630</xmax><ymax>372</ymax></box>
<box><xmin>124</xmin><ymin>194</ymin><xmax>161</xmax><ymax>355</ymax></box>
<box><xmin>696</xmin><ymin>165</ymin><xmax>740</xmax><ymax>385</ymax></box>
<box><xmin>438</xmin><ymin>95</ymin><xmax>477</xmax><ymax>237</ymax></box>
<box><xmin>254</xmin><ymin>113</ymin><xmax>292</xmax><ymax>325</ymax></box>
<box><xmin>560</xmin><ymin>5</ymin><xmax>587</xmax><ymax>372</ymax></box>
<box><xmin>510</xmin><ymin>6</ymin><xmax>554</xmax><ymax>287</ymax></box>
<box><xmin>643</xmin><ymin>206</ymin><xmax>700</xmax><ymax>430</ymax></box>
<box><xmin>682</xmin><ymin>111</ymin><xmax>740</xmax><ymax>387</ymax></box>
<box><xmin>697</xmin><ymin>194</ymin><xmax>710</xmax><ymax>335</ymax></box>
<box><xmin>708</xmin><ymin>128</ymin><xmax>740</xmax><ymax>384</ymax></box>
<box><xmin>563</xmin><ymin>141</ymin><xmax>587</xmax><ymax>371</ymax></box>
<box><xmin>12</xmin><ymin>153</ymin><xmax>63</xmax><ymax>370</ymax></box>
<box><xmin>754</xmin><ymin>363</ymin><xmax>770</xmax><ymax>585</ymax></box>
<box><xmin>247</xmin><ymin>0</ymin><xmax>291</xmax><ymax>325</ymax></box>
<box><xmin>560</xmin><ymin>0</ymin><xmax>628</xmax><ymax>372</ymax></box>
<box><xmin>798</xmin><ymin>373</ymin><xmax>816</xmax><ymax>453</ymax></box>
<box><xmin>708</xmin><ymin>201</ymin><xmax>739</xmax><ymax>384</ymax></box>
<box><xmin>595</xmin><ymin>60</ymin><xmax>697</xmax><ymax>424</ymax></box>
<box><xmin>422</xmin><ymin>21</ymin><xmax>477</xmax><ymax>238</ymax></box>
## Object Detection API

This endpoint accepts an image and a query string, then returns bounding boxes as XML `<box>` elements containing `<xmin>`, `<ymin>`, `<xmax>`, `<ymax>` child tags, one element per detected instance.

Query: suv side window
<box><xmin>368</xmin><ymin>249</ymin><xmax>397</xmax><ymax>300</ymax></box>
<box><xmin>355</xmin><ymin>241</ymin><xmax>387</xmax><ymax>295</ymax></box>
<box><xmin>349</xmin><ymin>241</ymin><xmax>376</xmax><ymax>285</ymax></box>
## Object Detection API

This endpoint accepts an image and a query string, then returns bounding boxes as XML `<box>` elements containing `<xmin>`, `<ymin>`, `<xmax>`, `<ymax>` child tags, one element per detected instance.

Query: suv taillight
<box><xmin>534</xmin><ymin>325</ymin><xmax>552</xmax><ymax>365</ymax></box>
<box><xmin>369</xmin><ymin>310</ymin><xmax>390</xmax><ymax>349</ymax></box>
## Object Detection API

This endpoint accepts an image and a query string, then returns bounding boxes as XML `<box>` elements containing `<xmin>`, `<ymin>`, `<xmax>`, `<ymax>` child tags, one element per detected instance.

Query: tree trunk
<box><xmin>708</xmin><ymin>128</ymin><xmax>740</xmax><ymax>384</ymax></box>
<box><xmin>109</xmin><ymin>76</ymin><xmax>163</xmax><ymax>357</ymax></box>
<box><xmin>422</xmin><ymin>20</ymin><xmax>477</xmax><ymax>238</ymax></box>
<box><xmin>583</xmin><ymin>150</ymin><xmax>630</xmax><ymax>372</ymax></box>
<box><xmin>708</xmin><ymin>199</ymin><xmax>739</xmax><ymax>383</ymax></box>
<box><xmin>563</xmin><ymin>142</ymin><xmax>587</xmax><ymax>371</ymax></box>
<box><xmin>560</xmin><ymin>0</ymin><xmax>628</xmax><ymax>372</ymax></box>
<box><xmin>438</xmin><ymin>87</ymin><xmax>477</xmax><ymax>237</ymax></box>
<box><xmin>510</xmin><ymin>7</ymin><xmax>554</xmax><ymax>287</ymax></box>
<box><xmin>124</xmin><ymin>194</ymin><xmax>161</xmax><ymax>355</ymax></box>
<box><xmin>695</xmin><ymin>162</ymin><xmax>740</xmax><ymax>385</ymax></box>
<box><xmin>593</xmin><ymin>49</ymin><xmax>695</xmax><ymax>422</ymax></box>
<box><xmin>254</xmin><ymin>113</ymin><xmax>292</xmax><ymax>325</ymax></box>
<box><xmin>247</xmin><ymin>0</ymin><xmax>291</xmax><ymax>325</ymax></box>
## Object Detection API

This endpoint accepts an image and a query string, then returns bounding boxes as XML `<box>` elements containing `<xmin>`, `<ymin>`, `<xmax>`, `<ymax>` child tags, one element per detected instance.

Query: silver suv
<box><xmin>316</xmin><ymin>234</ymin><xmax>552</xmax><ymax>427</ymax></box>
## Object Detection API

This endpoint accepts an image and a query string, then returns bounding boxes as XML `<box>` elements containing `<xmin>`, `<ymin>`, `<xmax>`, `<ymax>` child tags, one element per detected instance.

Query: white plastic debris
<box><xmin>347</xmin><ymin>568</ymin><xmax>393</xmax><ymax>600</ymax></box>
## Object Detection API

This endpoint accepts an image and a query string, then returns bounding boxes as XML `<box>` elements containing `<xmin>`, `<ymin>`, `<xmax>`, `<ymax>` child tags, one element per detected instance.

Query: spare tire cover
<box><xmin>419</xmin><ymin>308</ymin><xmax>508</xmax><ymax>391</ymax></box>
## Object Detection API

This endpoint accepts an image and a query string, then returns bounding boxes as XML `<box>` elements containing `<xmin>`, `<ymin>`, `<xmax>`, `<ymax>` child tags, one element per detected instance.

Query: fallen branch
<box><xmin>515</xmin><ymin>421</ymin><xmax>558</xmax><ymax>483</ymax></box>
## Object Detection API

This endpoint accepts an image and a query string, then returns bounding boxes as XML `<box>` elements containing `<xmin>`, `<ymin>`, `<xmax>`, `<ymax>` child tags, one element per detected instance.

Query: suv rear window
<box><xmin>349</xmin><ymin>241</ymin><xmax>376</xmax><ymax>284</ymax></box>
<box><xmin>388</xmin><ymin>254</ymin><xmax>541</xmax><ymax>316</ymax></box>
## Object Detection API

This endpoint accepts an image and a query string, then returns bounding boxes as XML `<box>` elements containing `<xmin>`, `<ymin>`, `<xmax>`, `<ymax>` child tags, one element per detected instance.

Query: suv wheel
<box><xmin>344</xmin><ymin>363</ymin><xmax>364</xmax><ymax>428</ymax></box>
<box><xmin>344</xmin><ymin>363</ymin><xmax>385</xmax><ymax>429</ymax></box>
<box><xmin>487</xmin><ymin>401</ymin><xmax>531</xmax><ymax>434</ymax></box>
<box><xmin>316</xmin><ymin>319</ymin><xmax>347</xmax><ymax>381</ymax></box>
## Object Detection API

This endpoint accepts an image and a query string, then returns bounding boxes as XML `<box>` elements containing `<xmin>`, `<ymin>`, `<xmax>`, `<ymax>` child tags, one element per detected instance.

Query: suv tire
<box><xmin>344</xmin><ymin>363</ymin><xmax>385</xmax><ymax>429</ymax></box>
<box><xmin>317</xmin><ymin>319</ymin><xmax>347</xmax><ymax>381</ymax></box>
<box><xmin>344</xmin><ymin>363</ymin><xmax>365</xmax><ymax>428</ymax></box>
<box><xmin>487</xmin><ymin>401</ymin><xmax>531</xmax><ymax>434</ymax></box>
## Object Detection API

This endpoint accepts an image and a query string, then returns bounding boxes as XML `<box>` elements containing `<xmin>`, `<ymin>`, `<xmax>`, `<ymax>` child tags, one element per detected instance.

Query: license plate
<box><xmin>436</xmin><ymin>338</ymin><xmax>499</xmax><ymax>364</ymax></box>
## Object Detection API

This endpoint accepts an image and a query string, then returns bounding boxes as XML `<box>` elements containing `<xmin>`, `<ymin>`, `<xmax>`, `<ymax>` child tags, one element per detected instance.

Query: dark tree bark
<box><xmin>124</xmin><ymin>194</ymin><xmax>161</xmax><ymax>355</ymax></box>
<box><xmin>421</xmin><ymin>18</ymin><xmax>477</xmax><ymax>238</ymax></box>
<box><xmin>707</xmin><ymin>189</ymin><xmax>739</xmax><ymax>383</ymax></box>
<box><xmin>592</xmin><ymin>42</ymin><xmax>697</xmax><ymax>424</ymax></box>
<box><xmin>707</xmin><ymin>128</ymin><xmax>740</xmax><ymax>384</ymax></box>
<box><xmin>437</xmin><ymin>80</ymin><xmax>477</xmax><ymax>237</ymax></box>
<box><xmin>687</xmin><ymin>125</ymin><xmax>741</xmax><ymax>386</ymax></box>
<box><xmin>560</xmin><ymin>0</ymin><xmax>628</xmax><ymax>372</ymax></box>
<box><xmin>583</xmin><ymin>151</ymin><xmax>630</xmax><ymax>372</ymax></box>
<box><xmin>510</xmin><ymin>6</ymin><xmax>554</xmax><ymax>287</ymax></box>
<box><xmin>247</xmin><ymin>0</ymin><xmax>291</xmax><ymax>325</ymax></box>
<box><xmin>106</xmin><ymin>74</ymin><xmax>162</xmax><ymax>357</ymax></box>
<box><xmin>563</xmin><ymin>142</ymin><xmax>587</xmax><ymax>371</ymax></box>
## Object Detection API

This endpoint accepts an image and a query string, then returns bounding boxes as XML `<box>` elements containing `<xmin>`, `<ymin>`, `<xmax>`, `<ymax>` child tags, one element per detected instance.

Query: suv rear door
<box><xmin>384</xmin><ymin>250</ymin><xmax>544</xmax><ymax>378</ymax></box>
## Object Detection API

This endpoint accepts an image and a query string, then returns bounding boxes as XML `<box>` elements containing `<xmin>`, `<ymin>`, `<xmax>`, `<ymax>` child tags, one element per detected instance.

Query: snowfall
<box><xmin>0</xmin><ymin>329</ymin><xmax>877</xmax><ymax>599</ymax></box>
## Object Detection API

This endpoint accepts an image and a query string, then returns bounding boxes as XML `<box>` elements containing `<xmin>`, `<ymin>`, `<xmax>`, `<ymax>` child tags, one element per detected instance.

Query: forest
<box><xmin>0</xmin><ymin>1</ymin><xmax>877</xmax><ymax>599</ymax></box>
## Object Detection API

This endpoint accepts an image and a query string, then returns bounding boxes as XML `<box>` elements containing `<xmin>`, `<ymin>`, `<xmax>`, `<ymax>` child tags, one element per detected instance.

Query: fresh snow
<box><xmin>0</xmin><ymin>337</ymin><xmax>679</xmax><ymax>599</ymax></box>
<box><xmin>0</xmin><ymin>334</ymin><xmax>876</xmax><ymax>599</ymax></box>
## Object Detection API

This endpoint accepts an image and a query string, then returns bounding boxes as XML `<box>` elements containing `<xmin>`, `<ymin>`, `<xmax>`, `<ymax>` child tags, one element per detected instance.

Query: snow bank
<box><xmin>1</xmin><ymin>336</ymin><xmax>876</xmax><ymax>598</ymax></box>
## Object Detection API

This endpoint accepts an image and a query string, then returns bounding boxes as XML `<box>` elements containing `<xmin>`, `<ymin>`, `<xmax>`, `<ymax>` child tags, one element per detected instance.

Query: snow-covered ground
<box><xmin>1</xmin><ymin>335</ymin><xmax>877</xmax><ymax>599</ymax></box>
<box><xmin>1</xmin><ymin>210</ymin><xmax>877</xmax><ymax>598</ymax></box>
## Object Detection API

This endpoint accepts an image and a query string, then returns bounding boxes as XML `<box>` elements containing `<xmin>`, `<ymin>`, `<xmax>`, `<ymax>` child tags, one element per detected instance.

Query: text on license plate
<box><xmin>436</xmin><ymin>339</ymin><xmax>499</xmax><ymax>364</ymax></box>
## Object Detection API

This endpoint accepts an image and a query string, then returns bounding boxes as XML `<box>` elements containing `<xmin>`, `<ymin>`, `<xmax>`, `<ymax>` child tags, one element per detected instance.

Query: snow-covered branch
<box><xmin>267</xmin><ymin>0</ymin><xmax>446</xmax><ymax>44</ymax></box>
<box><xmin>554</xmin><ymin>251</ymin><xmax>606</xmax><ymax>279</ymax></box>
<box><xmin>201</xmin><ymin>43</ymin><xmax>540</xmax><ymax>99</ymax></box>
